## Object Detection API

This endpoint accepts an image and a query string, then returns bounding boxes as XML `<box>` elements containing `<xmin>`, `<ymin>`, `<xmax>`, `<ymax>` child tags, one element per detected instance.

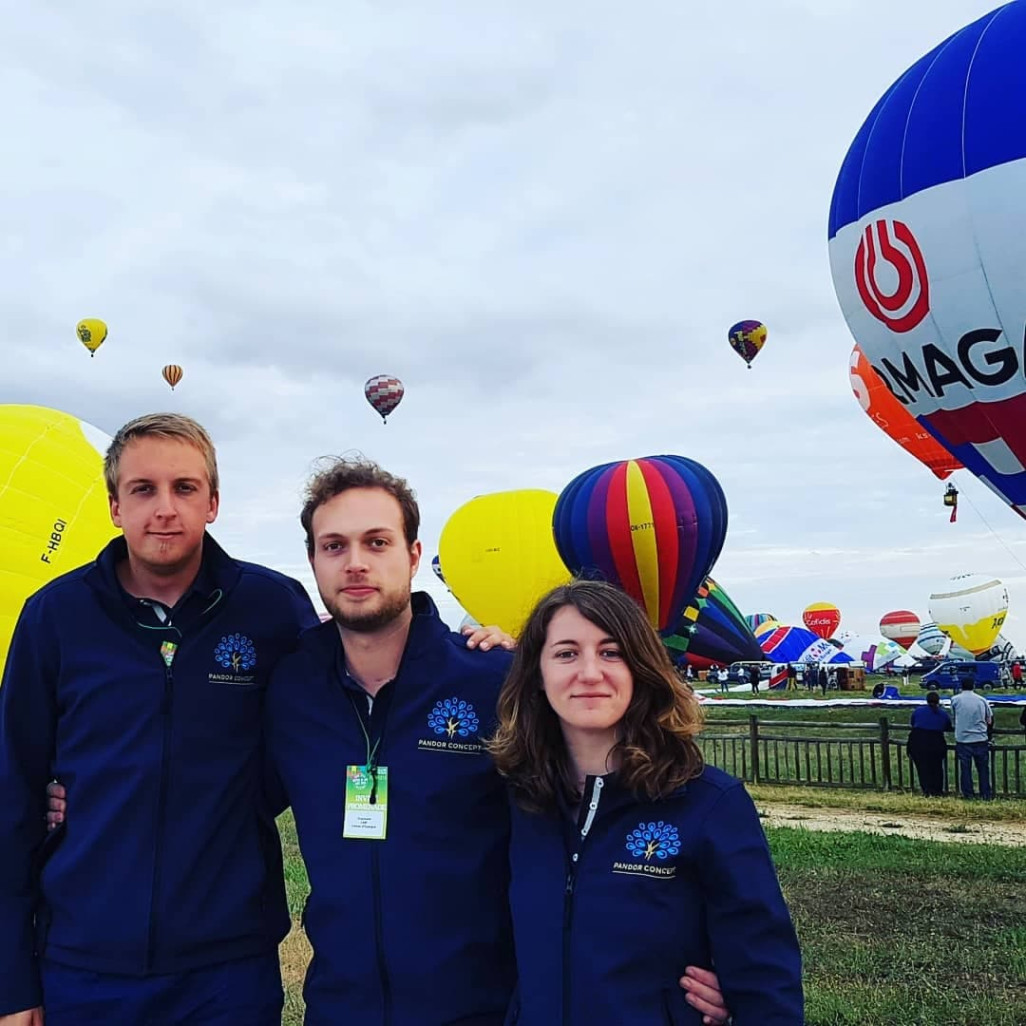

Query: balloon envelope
<box><xmin>849</xmin><ymin>345</ymin><xmax>961</xmax><ymax>480</ymax></box>
<box><xmin>879</xmin><ymin>609</ymin><xmax>921</xmax><ymax>649</ymax></box>
<box><xmin>745</xmin><ymin>612</ymin><xmax>777</xmax><ymax>633</ymax></box>
<box><xmin>438</xmin><ymin>490</ymin><xmax>570</xmax><ymax>637</ymax></box>
<box><xmin>928</xmin><ymin>573</ymin><xmax>1008</xmax><ymax>656</ymax></box>
<box><xmin>759</xmin><ymin>626</ymin><xmax>852</xmax><ymax>665</ymax></box>
<box><xmin>663</xmin><ymin>577</ymin><xmax>764</xmax><ymax>669</ymax></box>
<box><xmin>840</xmin><ymin>633</ymin><xmax>905</xmax><ymax>671</ymax></box>
<box><xmin>365</xmin><ymin>375</ymin><xmax>404</xmax><ymax>422</ymax></box>
<box><xmin>76</xmin><ymin>319</ymin><xmax>107</xmax><ymax>356</ymax></box>
<box><xmin>0</xmin><ymin>406</ymin><xmax>118</xmax><ymax>673</ymax></box>
<box><xmin>162</xmin><ymin>364</ymin><xmax>183</xmax><ymax>390</ymax></box>
<box><xmin>829</xmin><ymin>4</ymin><xmax>1026</xmax><ymax>519</ymax></box>
<box><xmin>802</xmin><ymin>602</ymin><xmax>841</xmax><ymax>640</ymax></box>
<box><xmin>430</xmin><ymin>554</ymin><xmax>446</xmax><ymax>585</ymax></box>
<box><xmin>916</xmin><ymin>621</ymin><xmax>951</xmax><ymax>657</ymax></box>
<box><xmin>552</xmin><ymin>455</ymin><xmax>728</xmax><ymax>634</ymax></box>
<box><xmin>727</xmin><ymin>320</ymin><xmax>767</xmax><ymax>368</ymax></box>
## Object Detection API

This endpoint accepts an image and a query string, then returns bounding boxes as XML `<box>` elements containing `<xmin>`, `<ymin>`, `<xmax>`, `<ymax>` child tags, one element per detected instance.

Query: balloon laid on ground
<box><xmin>802</xmin><ymin>602</ymin><xmax>841</xmax><ymax>640</ymax></box>
<box><xmin>758</xmin><ymin>625</ymin><xmax>853</xmax><ymax>666</ymax></box>
<box><xmin>364</xmin><ymin>375</ymin><xmax>404</xmax><ymax>423</ymax></box>
<box><xmin>727</xmin><ymin>320</ymin><xmax>767</xmax><ymax>369</ymax></box>
<box><xmin>849</xmin><ymin>345</ymin><xmax>962</xmax><ymax>480</ymax></box>
<box><xmin>928</xmin><ymin>573</ymin><xmax>1008</xmax><ymax>656</ymax></box>
<box><xmin>553</xmin><ymin>455</ymin><xmax>728</xmax><ymax>634</ymax></box>
<box><xmin>0</xmin><ymin>406</ymin><xmax>119</xmax><ymax>674</ymax></box>
<box><xmin>915</xmin><ymin>621</ymin><xmax>950</xmax><ymax>657</ymax></box>
<box><xmin>829</xmin><ymin>3</ymin><xmax>1026</xmax><ymax>520</ymax></box>
<box><xmin>162</xmin><ymin>364</ymin><xmax>183</xmax><ymax>390</ymax></box>
<box><xmin>438</xmin><ymin>490</ymin><xmax>571</xmax><ymax>637</ymax></box>
<box><xmin>663</xmin><ymin>577</ymin><xmax>765</xmax><ymax>669</ymax></box>
<box><xmin>879</xmin><ymin>609</ymin><xmax>921</xmax><ymax>649</ymax></box>
<box><xmin>76</xmin><ymin>319</ymin><xmax>107</xmax><ymax>357</ymax></box>
<box><xmin>840</xmin><ymin>633</ymin><xmax>905</xmax><ymax>671</ymax></box>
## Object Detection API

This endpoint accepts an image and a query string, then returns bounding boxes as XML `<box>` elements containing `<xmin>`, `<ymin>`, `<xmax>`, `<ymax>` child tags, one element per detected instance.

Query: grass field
<box><xmin>275</xmin><ymin>811</ymin><xmax>1026</xmax><ymax>1025</ymax></box>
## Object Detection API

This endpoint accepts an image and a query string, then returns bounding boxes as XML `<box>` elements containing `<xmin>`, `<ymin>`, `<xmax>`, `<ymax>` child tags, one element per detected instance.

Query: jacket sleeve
<box><xmin>698</xmin><ymin>783</ymin><xmax>804</xmax><ymax>1025</ymax></box>
<box><xmin>284</xmin><ymin>577</ymin><xmax>320</xmax><ymax>634</ymax></box>
<box><xmin>0</xmin><ymin>598</ymin><xmax>58</xmax><ymax>1014</ymax></box>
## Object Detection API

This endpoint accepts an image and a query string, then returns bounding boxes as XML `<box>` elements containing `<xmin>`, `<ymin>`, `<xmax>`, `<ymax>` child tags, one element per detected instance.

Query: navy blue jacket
<box><xmin>506</xmin><ymin>767</ymin><xmax>803</xmax><ymax>1025</ymax></box>
<box><xmin>265</xmin><ymin>592</ymin><xmax>515</xmax><ymax>1026</ymax></box>
<box><xmin>0</xmin><ymin>535</ymin><xmax>318</xmax><ymax>1015</ymax></box>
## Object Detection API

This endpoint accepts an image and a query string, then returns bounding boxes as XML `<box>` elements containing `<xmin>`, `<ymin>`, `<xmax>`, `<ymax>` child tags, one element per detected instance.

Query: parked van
<box><xmin>920</xmin><ymin>660</ymin><xmax>1001</xmax><ymax>690</ymax></box>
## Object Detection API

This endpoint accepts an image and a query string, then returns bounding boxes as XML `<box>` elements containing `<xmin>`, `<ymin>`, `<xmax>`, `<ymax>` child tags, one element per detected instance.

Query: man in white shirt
<box><xmin>949</xmin><ymin>677</ymin><xmax>994</xmax><ymax>799</ymax></box>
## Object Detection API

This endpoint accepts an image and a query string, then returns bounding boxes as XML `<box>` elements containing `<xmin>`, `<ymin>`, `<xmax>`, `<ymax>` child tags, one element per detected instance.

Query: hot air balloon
<box><xmin>430</xmin><ymin>554</ymin><xmax>446</xmax><ymax>585</ymax></box>
<box><xmin>0</xmin><ymin>406</ymin><xmax>119</xmax><ymax>673</ymax></box>
<box><xmin>849</xmin><ymin>345</ymin><xmax>962</xmax><ymax>480</ymax></box>
<box><xmin>802</xmin><ymin>602</ymin><xmax>841</xmax><ymax>640</ymax></box>
<box><xmin>879</xmin><ymin>610</ymin><xmax>921</xmax><ymax>650</ymax></box>
<box><xmin>365</xmin><ymin>375</ymin><xmax>404</xmax><ymax>423</ymax></box>
<box><xmin>727</xmin><ymin>320</ymin><xmax>767</xmax><ymax>369</ymax></box>
<box><xmin>758</xmin><ymin>625</ymin><xmax>852</xmax><ymax>667</ymax></box>
<box><xmin>915</xmin><ymin>621</ymin><xmax>950</xmax><ymax>657</ymax></box>
<box><xmin>76</xmin><ymin>319</ymin><xmax>108</xmax><ymax>357</ymax></box>
<box><xmin>663</xmin><ymin>577</ymin><xmax>765</xmax><ymax>669</ymax></box>
<box><xmin>839</xmin><ymin>634</ymin><xmax>904</xmax><ymax>671</ymax></box>
<box><xmin>162</xmin><ymin>364</ymin><xmax>183</xmax><ymax>391</ymax></box>
<box><xmin>438</xmin><ymin>490</ymin><xmax>571</xmax><ymax>637</ymax></box>
<box><xmin>745</xmin><ymin>612</ymin><xmax>777</xmax><ymax>633</ymax></box>
<box><xmin>928</xmin><ymin>573</ymin><xmax>1009</xmax><ymax>657</ymax></box>
<box><xmin>552</xmin><ymin>455</ymin><xmax>728</xmax><ymax>634</ymax></box>
<box><xmin>752</xmin><ymin>619</ymin><xmax>780</xmax><ymax>640</ymax></box>
<box><xmin>829</xmin><ymin>4</ymin><xmax>1026</xmax><ymax>521</ymax></box>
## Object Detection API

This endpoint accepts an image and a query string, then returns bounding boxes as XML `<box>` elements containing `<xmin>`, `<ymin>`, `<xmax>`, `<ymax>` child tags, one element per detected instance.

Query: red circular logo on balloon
<box><xmin>854</xmin><ymin>219</ymin><xmax>930</xmax><ymax>333</ymax></box>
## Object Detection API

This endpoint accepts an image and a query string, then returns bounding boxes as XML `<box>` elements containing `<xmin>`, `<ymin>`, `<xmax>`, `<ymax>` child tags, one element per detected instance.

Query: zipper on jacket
<box><xmin>563</xmin><ymin>776</ymin><xmax>604</xmax><ymax>1025</ymax></box>
<box><xmin>371</xmin><ymin>847</ymin><xmax>393</xmax><ymax>1025</ymax></box>
<box><xmin>146</xmin><ymin>656</ymin><xmax>176</xmax><ymax>970</ymax></box>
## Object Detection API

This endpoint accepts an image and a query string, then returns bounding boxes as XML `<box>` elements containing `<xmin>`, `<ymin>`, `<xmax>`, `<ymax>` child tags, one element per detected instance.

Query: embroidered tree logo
<box><xmin>626</xmin><ymin>821</ymin><xmax>681</xmax><ymax>861</ymax></box>
<box><xmin>214</xmin><ymin>633</ymin><xmax>257</xmax><ymax>672</ymax></box>
<box><xmin>428</xmin><ymin>697</ymin><xmax>479</xmax><ymax>739</ymax></box>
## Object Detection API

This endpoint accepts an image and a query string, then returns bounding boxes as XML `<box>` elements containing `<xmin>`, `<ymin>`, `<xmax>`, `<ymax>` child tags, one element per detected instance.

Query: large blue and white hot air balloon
<box><xmin>829</xmin><ymin>2</ymin><xmax>1026</xmax><ymax>519</ymax></box>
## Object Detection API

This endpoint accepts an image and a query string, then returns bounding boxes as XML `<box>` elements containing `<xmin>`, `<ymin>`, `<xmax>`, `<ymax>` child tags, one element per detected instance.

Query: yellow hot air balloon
<box><xmin>928</xmin><ymin>574</ymin><xmax>1009</xmax><ymax>656</ymax></box>
<box><xmin>76</xmin><ymin>319</ymin><xmax>108</xmax><ymax>357</ymax></box>
<box><xmin>438</xmin><ymin>490</ymin><xmax>571</xmax><ymax>637</ymax></box>
<box><xmin>0</xmin><ymin>405</ymin><xmax>119</xmax><ymax>674</ymax></box>
<box><xmin>162</xmin><ymin>364</ymin><xmax>184</xmax><ymax>391</ymax></box>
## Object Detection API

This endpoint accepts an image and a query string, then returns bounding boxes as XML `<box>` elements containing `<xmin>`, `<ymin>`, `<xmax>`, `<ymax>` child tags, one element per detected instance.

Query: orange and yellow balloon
<box><xmin>162</xmin><ymin>365</ymin><xmax>184</xmax><ymax>391</ymax></box>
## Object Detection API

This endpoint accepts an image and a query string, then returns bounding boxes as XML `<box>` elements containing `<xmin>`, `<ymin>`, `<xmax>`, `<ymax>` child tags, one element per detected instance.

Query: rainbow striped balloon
<box><xmin>552</xmin><ymin>455</ymin><xmax>728</xmax><ymax>634</ymax></box>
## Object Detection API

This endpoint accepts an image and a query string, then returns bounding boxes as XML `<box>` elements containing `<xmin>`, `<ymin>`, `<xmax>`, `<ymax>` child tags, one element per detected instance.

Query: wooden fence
<box><xmin>698</xmin><ymin>715</ymin><xmax>1026</xmax><ymax>796</ymax></box>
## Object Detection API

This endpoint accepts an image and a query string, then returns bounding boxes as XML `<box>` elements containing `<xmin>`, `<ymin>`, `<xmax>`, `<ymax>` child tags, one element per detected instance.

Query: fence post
<box><xmin>879</xmin><ymin>716</ymin><xmax>892</xmax><ymax>791</ymax></box>
<box><xmin>749</xmin><ymin>714</ymin><xmax>760</xmax><ymax>784</ymax></box>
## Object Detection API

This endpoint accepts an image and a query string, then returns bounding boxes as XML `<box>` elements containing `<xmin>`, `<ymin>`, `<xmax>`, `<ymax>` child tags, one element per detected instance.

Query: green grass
<box><xmin>275</xmin><ymin>811</ymin><xmax>1026</xmax><ymax>1025</ymax></box>
<box><xmin>769</xmin><ymin>827</ymin><xmax>1026</xmax><ymax>1024</ymax></box>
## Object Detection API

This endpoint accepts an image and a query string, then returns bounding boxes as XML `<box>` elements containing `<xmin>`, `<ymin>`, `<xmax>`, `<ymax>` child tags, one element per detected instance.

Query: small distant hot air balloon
<box><xmin>365</xmin><ymin>375</ymin><xmax>404</xmax><ymax>423</ymax></box>
<box><xmin>552</xmin><ymin>455</ymin><xmax>728</xmax><ymax>634</ymax></box>
<box><xmin>162</xmin><ymin>365</ymin><xmax>184</xmax><ymax>391</ymax></box>
<box><xmin>802</xmin><ymin>602</ymin><xmax>841</xmax><ymax>640</ymax></box>
<box><xmin>76</xmin><ymin>319</ymin><xmax>108</xmax><ymax>357</ymax></box>
<box><xmin>879</xmin><ymin>610</ymin><xmax>921</xmax><ymax>650</ymax></box>
<box><xmin>727</xmin><ymin>320</ymin><xmax>767</xmax><ymax>369</ymax></box>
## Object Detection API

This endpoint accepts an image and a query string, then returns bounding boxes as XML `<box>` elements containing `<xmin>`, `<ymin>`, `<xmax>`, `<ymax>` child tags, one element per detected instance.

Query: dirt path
<box><xmin>758</xmin><ymin>802</ymin><xmax>1026</xmax><ymax>846</ymax></box>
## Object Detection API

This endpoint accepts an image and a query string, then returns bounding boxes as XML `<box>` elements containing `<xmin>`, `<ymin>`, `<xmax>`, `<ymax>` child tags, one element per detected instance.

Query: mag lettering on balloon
<box><xmin>829</xmin><ymin>2</ymin><xmax>1026</xmax><ymax>517</ymax></box>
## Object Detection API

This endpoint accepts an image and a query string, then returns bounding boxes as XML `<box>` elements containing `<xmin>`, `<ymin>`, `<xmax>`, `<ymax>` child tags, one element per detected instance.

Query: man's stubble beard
<box><xmin>324</xmin><ymin>583</ymin><xmax>412</xmax><ymax>633</ymax></box>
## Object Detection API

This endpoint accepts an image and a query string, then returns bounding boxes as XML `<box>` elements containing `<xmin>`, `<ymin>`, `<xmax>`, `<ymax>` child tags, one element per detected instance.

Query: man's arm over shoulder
<box><xmin>0</xmin><ymin>599</ymin><xmax>59</xmax><ymax>1014</ymax></box>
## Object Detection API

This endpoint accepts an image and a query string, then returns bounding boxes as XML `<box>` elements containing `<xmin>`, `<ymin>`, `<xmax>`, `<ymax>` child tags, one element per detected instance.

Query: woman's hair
<box><xmin>926</xmin><ymin>690</ymin><xmax>940</xmax><ymax>706</ymax></box>
<box><xmin>488</xmin><ymin>579</ymin><xmax>704</xmax><ymax>813</ymax></box>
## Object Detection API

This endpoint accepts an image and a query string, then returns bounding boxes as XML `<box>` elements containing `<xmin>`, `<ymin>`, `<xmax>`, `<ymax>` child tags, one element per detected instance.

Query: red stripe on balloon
<box><xmin>604</xmin><ymin>462</ymin><xmax>645</xmax><ymax>606</ymax></box>
<box><xmin>638</xmin><ymin>458</ymin><xmax>680</xmax><ymax>629</ymax></box>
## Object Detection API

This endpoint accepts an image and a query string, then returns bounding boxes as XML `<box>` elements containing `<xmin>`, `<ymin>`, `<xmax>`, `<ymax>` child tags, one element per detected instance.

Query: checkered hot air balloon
<box><xmin>364</xmin><ymin>375</ymin><xmax>404</xmax><ymax>423</ymax></box>
<box><xmin>552</xmin><ymin>455</ymin><xmax>728</xmax><ymax>634</ymax></box>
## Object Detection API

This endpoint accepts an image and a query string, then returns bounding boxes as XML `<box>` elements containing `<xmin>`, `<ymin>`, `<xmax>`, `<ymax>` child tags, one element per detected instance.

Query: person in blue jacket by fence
<box><xmin>0</xmin><ymin>414</ymin><xmax>321</xmax><ymax>1026</ymax></box>
<box><xmin>489</xmin><ymin>579</ymin><xmax>804</xmax><ymax>1025</ymax></box>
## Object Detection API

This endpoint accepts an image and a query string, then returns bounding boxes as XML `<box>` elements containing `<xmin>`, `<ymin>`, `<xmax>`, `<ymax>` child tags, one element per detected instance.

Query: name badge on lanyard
<box><xmin>343</xmin><ymin>764</ymin><xmax>389</xmax><ymax>840</ymax></box>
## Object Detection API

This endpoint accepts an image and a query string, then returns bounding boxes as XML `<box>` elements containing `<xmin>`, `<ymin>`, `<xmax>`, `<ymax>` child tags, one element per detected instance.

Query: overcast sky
<box><xmin>4</xmin><ymin>0</ymin><xmax>1024</xmax><ymax>650</ymax></box>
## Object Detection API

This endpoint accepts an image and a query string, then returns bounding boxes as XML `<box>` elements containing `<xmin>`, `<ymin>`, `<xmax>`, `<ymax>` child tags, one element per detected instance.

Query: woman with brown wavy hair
<box><xmin>490</xmin><ymin>579</ymin><xmax>803</xmax><ymax>1026</ymax></box>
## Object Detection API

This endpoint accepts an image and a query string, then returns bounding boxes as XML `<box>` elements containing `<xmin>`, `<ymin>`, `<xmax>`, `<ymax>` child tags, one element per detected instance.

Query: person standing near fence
<box><xmin>906</xmin><ymin>692</ymin><xmax>952</xmax><ymax>797</ymax></box>
<box><xmin>949</xmin><ymin>678</ymin><xmax>993</xmax><ymax>800</ymax></box>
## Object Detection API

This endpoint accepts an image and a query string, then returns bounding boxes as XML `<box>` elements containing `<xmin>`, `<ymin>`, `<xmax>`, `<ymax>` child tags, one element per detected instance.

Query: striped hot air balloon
<box><xmin>162</xmin><ymin>364</ymin><xmax>184</xmax><ymax>391</ymax></box>
<box><xmin>364</xmin><ymin>375</ymin><xmax>404</xmax><ymax>423</ymax></box>
<box><xmin>552</xmin><ymin>455</ymin><xmax>728</xmax><ymax>634</ymax></box>
<box><xmin>879</xmin><ymin>610</ymin><xmax>921</xmax><ymax>650</ymax></box>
